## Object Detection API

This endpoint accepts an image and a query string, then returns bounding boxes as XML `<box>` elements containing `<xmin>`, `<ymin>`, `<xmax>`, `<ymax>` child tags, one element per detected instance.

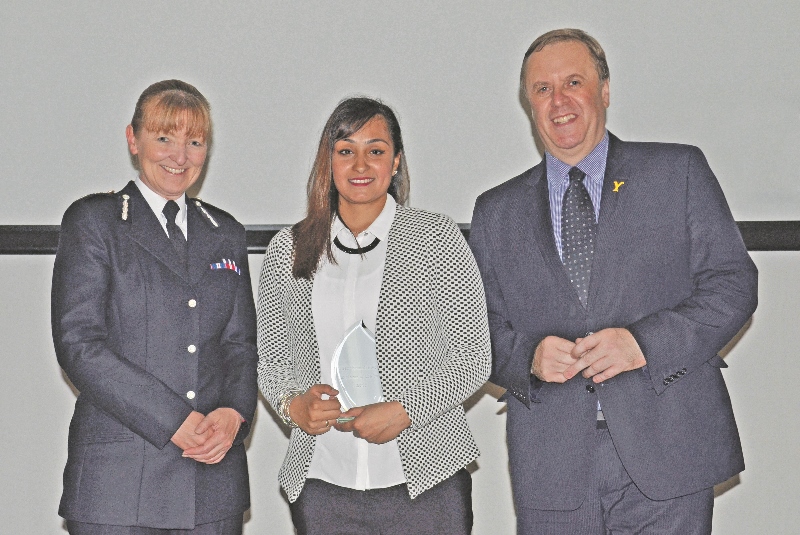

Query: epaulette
<box><xmin>191</xmin><ymin>198</ymin><xmax>220</xmax><ymax>228</ymax></box>
<box><xmin>76</xmin><ymin>190</ymin><xmax>116</xmax><ymax>202</ymax></box>
<box><xmin>74</xmin><ymin>190</ymin><xmax>131</xmax><ymax>221</ymax></box>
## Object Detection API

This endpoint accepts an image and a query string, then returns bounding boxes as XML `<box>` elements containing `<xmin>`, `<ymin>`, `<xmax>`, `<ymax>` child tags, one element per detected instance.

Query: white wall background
<box><xmin>1</xmin><ymin>1</ymin><xmax>798</xmax><ymax>533</ymax></box>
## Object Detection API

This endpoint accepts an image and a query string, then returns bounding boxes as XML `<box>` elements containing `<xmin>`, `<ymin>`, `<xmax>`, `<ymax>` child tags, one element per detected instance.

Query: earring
<box><xmin>392</xmin><ymin>170</ymin><xmax>398</xmax><ymax>176</ymax></box>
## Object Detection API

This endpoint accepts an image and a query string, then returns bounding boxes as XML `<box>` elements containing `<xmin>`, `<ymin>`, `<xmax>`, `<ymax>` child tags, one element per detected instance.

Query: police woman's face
<box><xmin>125</xmin><ymin>119</ymin><xmax>207</xmax><ymax>200</ymax></box>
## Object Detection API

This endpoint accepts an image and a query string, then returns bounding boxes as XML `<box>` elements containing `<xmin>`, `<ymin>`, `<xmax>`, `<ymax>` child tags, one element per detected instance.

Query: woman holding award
<box><xmin>257</xmin><ymin>97</ymin><xmax>491</xmax><ymax>534</ymax></box>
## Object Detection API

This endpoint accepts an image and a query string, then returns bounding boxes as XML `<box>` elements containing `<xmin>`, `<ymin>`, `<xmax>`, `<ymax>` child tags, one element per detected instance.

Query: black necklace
<box><xmin>333</xmin><ymin>236</ymin><xmax>381</xmax><ymax>255</ymax></box>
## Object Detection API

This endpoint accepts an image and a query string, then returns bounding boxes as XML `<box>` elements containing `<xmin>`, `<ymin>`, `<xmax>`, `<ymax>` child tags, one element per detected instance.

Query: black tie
<box><xmin>162</xmin><ymin>200</ymin><xmax>187</xmax><ymax>266</ymax></box>
<box><xmin>561</xmin><ymin>167</ymin><xmax>596</xmax><ymax>308</ymax></box>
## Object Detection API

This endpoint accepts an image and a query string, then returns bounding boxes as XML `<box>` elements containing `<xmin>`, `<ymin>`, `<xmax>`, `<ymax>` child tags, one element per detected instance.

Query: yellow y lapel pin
<box><xmin>613</xmin><ymin>181</ymin><xmax>625</xmax><ymax>192</ymax></box>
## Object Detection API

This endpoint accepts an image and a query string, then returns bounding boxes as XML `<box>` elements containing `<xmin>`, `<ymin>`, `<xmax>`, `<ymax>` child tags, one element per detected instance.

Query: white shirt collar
<box><xmin>134</xmin><ymin>175</ymin><xmax>187</xmax><ymax>226</ymax></box>
<box><xmin>331</xmin><ymin>194</ymin><xmax>397</xmax><ymax>246</ymax></box>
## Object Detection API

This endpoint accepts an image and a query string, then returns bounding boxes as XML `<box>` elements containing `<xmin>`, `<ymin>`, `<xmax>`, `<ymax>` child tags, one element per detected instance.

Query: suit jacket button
<box><xmin>187</xmin><ymin>344</ymin><xmax>197</xmax><ymax>354</ymax></box>
<box><xmin>186</xmin><ymin>391</ymin><xmax>196</xmax><ymax>400</ymax></box>
<box><xmin>586</xmin><ymin>385</ymin><xmax>595</xmax><ymax>393</ymax></box>
<box><xmin>188</xmin><ymin>299</ymin><xmax>197</xmax><ymax>308</ymax></box>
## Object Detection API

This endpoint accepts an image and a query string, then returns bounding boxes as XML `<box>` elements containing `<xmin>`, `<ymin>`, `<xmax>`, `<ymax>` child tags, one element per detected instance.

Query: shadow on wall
<box><xmin>719</xmin><ymin>316</ymin><xmax>753</xmax><ymax>360</ymax></box>
<box><xmin>463</xmin><ymin>381</ymin><xmax>506</xmax><ymax>413</ymax></box>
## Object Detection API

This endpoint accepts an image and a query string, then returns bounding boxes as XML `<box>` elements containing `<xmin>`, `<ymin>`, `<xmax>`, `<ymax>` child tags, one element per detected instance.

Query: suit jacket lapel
<box><xmin>596</xmin><ymin>133</ymin><xmax>628</xmax><ymax>228</ymax></box>
<box><xmin>523</xmin><ymin>164</ymin><xmax>578</xmax><ymax>301</ymax></box>
<box><xmin>123</xmin><ymin>182</ymin><xmax>190</xmax><ymax>282</ymax></box>
<box><xmin>588</xmin><ymin>133</ymin><xmax>632</xmax><ymax>309</ymax></box>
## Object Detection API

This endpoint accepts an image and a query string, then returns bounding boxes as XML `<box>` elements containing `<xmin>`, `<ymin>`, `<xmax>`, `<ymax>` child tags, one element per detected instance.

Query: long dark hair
<box><xmin>291</xmin><ymin>97</ymin><xmax>409</xmax><ymax>280</ymax></box>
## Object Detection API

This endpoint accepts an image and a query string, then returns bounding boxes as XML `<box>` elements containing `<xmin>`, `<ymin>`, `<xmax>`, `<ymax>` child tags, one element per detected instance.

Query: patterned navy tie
<box><xmin>162</xmin><ymin>200</ymin><xmax>187</xmax><ymax>266</ymax></box>
<box><xmin>561</xmin><ymin>167</ymin><xmax>596</xmax><ymax>308</ymax></box>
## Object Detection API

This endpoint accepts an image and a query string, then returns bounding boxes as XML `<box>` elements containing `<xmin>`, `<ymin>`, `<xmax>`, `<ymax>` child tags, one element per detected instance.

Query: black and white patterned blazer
<box><xmin>257</xmin><ymin>204</ymin><xmax>491</xmax><ymax>501</ymax></box>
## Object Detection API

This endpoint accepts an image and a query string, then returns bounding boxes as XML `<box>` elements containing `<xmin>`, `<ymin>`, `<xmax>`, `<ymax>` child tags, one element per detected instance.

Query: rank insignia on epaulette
<box><xmin>195</xmin><ymin>200</ymin><xmax>219</xmax><ymax>228</ymax></box>
<box><xmin>121</xmin><ymin>194</ymin><xmax>130</xmax><ymax>220</ymax></box>
<box><xmin>210</xmin><ymin>258</ymin><xmax>241</xmax><ymax>275</ymax></box>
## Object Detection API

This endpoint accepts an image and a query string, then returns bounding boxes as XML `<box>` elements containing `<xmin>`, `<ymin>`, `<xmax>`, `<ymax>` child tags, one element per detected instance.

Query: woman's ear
<box><xmin>125</xmin><ymin>124</ymin><xmax>139</xmax><ymax>155</ymax></box>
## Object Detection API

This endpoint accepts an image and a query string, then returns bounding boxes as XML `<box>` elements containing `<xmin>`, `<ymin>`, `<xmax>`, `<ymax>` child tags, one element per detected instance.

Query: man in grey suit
<box><xmin>52</xmin><ymin>80</ymin><xmax>258</xmax><ymax>534</ymax></box>
<box><xmin>469</xmin><ymin>29</ymin><xmax>758</xmax><ymax>533</ymax></box>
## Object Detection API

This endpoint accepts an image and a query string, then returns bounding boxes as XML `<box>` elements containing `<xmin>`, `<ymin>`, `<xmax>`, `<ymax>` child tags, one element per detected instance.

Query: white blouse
<box><xmin>306</xmin><ymin>196</ymin><xmax>405</xmax><ymax>490</ymax></box>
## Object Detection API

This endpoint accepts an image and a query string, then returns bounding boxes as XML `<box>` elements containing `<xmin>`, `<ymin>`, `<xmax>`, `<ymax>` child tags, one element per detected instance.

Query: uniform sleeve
<box><xmin>215</xmin><ymin>224</ymin><xmax>259</xmax><ymax>444</ymax></box>
<box><xmin>51</xmin><ymin>201</ymin><xmax>193</xmax><ymax>448</ymax></box>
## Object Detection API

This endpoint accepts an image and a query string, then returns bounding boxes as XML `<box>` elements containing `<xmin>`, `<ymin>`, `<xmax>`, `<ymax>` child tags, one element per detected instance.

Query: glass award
<box><xmin>331</xmin><ymin>321</ymin><xmax>384</xmax><ymax>411</ymax></box>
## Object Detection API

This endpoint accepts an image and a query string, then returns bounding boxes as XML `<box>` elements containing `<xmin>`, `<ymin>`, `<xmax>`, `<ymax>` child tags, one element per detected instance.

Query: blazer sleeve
<box><xmin>626</xmin><ymin>146</ymin><xmax>758</xmax><ymax>394</ymax></box>
<box><xmin>397</xmin><ymin>215</ymin><xmax>492</xmax><ymax>431</ymax></box>
<box><xmin>215</xmin><ymin>224</ymin><xmax>259</xmax><ymax>443</ymax></box>
<box><xmin>256</xmin><ymin>228</ymin><xmax>305</xmax><ymax>411</ymax></box>
<box><xmin>52</xmin><ymin>200</ymin><xmax>194</xmax><ymax>448</ymax></box>
<box><xmin>469</xmin><ymin>197</ymin><xmax>540</xmax><ymax>406</ymax></box>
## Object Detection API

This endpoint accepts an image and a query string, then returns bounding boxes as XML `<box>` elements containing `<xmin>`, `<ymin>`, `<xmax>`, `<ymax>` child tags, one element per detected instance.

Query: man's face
<box><xmin>524</xmin><ymin>40</ymin><xmax>609</xmax><ymax>165</ymax></box>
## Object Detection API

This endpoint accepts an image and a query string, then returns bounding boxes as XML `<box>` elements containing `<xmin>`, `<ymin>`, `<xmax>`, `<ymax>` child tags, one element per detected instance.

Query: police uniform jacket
<box><xmin>52</xmin><ymin>181</ymin><xmax>258</xmax><ymax>529</ymax></box>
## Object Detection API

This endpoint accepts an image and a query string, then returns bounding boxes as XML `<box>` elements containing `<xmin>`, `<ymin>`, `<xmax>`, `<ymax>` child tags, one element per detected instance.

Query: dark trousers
<box><xmin>290</xmin><ymin>469</ymin><xmax>473</xmax><ymax>535</ymax></box>
<box><xmin>66</xmin><ymin>515</ymin><xmax>243</xmax><ymax>535</ymax></box>
<box><xmin>517</xmin><ymin>427</ymin><xmax>713</xmax><ymax>534</ymax></box>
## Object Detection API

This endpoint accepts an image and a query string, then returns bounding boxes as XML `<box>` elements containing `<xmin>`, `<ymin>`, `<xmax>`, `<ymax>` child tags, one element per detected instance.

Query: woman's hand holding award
<box><xmin>331</xmin><ymin>321</ymin><xmax>384</xmax><ymax>423</ymax></box>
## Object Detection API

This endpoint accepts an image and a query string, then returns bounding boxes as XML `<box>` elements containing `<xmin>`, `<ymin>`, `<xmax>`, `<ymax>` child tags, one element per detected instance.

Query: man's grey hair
<box><xmin>520</xmin><ymin>28</ymin><xmax>610</xmax><ymax>94</ymax></box>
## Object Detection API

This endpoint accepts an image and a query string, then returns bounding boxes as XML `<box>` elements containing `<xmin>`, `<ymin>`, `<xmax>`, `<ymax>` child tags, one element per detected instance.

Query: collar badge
<box><xmin>121</xmin><ymin>194</ymin><xmax>130</xmax><ymax>220</ymax></box>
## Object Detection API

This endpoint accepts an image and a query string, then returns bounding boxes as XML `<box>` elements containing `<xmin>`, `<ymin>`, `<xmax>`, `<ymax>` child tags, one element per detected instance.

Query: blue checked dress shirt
<box><xmin>546</xmin><ymin>131</ymin><xmax>609</xmax><ymax>260</ymax></box>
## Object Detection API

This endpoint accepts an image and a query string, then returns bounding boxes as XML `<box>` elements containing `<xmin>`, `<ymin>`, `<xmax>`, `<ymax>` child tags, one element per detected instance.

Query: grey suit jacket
<box><xmin>257</xmin><ymin>205</ymin><xmax>491</xmax><ymax>501</ymax></box>
<box><xmin>469</xmin><ymin>134</ymin><xmax>757</xmax><ymax>511</ymax></box>
<box><xmin>52</xmin><ymin>181</ymin><xmax>258</xmax><ymax>529</ymax></box>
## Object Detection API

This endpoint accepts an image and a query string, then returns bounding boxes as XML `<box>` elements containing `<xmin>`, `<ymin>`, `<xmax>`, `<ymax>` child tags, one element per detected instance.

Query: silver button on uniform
<box><xmin>188</xmin><ymin>299</ymin><xmax>197</xmax><ymax>308</ymax></box>
<box><xmin>186</xmin><ymin>391</ymin><xmax>196</xmax><ymax>400</ymax></box>
<box><xmin>188</xmin><ymin>345</ymin><xmax>196</xmax><ymax>354</ymax></box>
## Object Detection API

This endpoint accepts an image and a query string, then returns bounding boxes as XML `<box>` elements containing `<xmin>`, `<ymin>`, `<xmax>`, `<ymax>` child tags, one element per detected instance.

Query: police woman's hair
<box><xmin>130</xmin><ymin>79</ymin><xmax>211</xmax><ymax>142</ymax></box>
